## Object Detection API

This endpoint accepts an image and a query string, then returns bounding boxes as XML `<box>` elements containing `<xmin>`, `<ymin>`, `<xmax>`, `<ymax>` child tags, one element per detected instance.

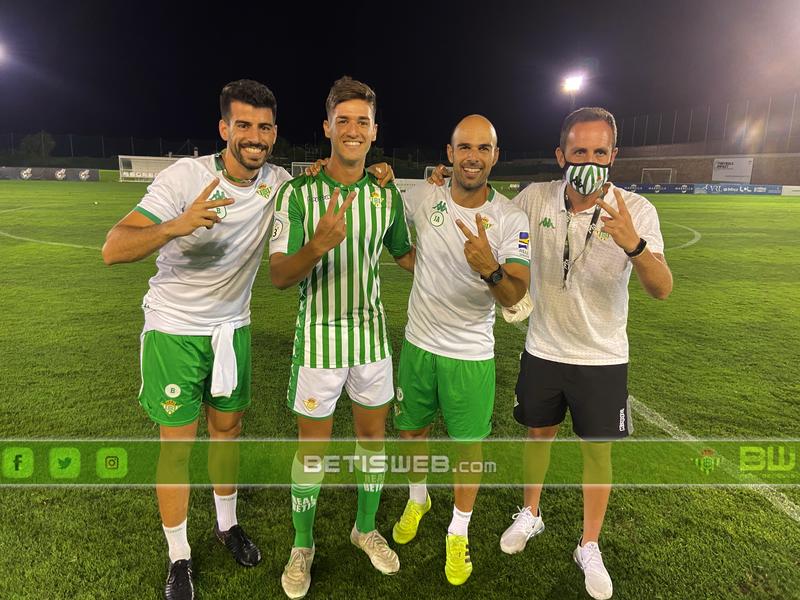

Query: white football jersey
<box><xmin>134</xmin><ymin>155</ymin><xmax>291</xmax><ymax>334</ymax></box>
<box><xmin>403</xmin><ymin>181</ymin><xmax>530</xmax><ymax>360</ymax></box>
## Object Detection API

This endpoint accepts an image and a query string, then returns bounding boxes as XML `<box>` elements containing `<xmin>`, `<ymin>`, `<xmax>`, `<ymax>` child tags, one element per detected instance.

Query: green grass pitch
<box><xmin>1</xmin><ymin>175</ymin><xmax>799</xmax><ymax>599</ymax></box>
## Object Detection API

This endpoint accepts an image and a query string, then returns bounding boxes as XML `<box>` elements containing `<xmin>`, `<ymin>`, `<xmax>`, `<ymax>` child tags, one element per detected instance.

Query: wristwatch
<box><xmin>481</xmin><ymin>265</ymin><xmax>504</xmax><ymax>286</ymax></box>
<box><xmin>625</xmin><ymin>237</ymin><xmax>647</xmax><ymax>258</ymax></box>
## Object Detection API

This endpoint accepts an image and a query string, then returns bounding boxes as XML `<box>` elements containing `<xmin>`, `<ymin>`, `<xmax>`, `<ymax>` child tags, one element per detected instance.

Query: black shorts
<box><xmin>513</xmin><ymin>351</ymin><xmax>632</xmax><ymax>440</ymax></box>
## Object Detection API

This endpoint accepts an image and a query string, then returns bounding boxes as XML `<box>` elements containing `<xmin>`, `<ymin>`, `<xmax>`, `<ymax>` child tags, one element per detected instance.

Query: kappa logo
<box><xmin>432</xmin><ymin>200</ymin><xmax>447</xmax><ymax>212</ymax></box>
<box><xmin>161</xmin><ymin>399</ymin><xmax>182</xmax><ymax>416</ymax></box>
<box><xmin>209</xmin><ymin>189</ymin><xmax>228</xmax><ymax>219</ymax></box>
<box><xmin>164</xmin><ymin>384</ymin><xmax>181</xmax><ymax>399</ymax></box>
<box><xmin>292</xmin><ymin>495</ymin><xmax>318</xmax><ymax>512</ymax></box>
<box><xmin>256</xmin><ymin>183</ymin><xmax>273</xmax><ymax>199</ymax></box>
<box><xmin>539</xmin><ymin>217</ymin><xmax>555</xmax><ymax>229</ymax></box>
<box><xmin>303</xmin><ymin>397</ymin><xmax>319</xmax><ymax>412</ymax></box>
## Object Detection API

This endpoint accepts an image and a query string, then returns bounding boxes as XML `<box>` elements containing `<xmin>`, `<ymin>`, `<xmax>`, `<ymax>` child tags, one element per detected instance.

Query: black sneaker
<box><xmin>214</xmin><ymin>523</ymin><xmax>262</xmax><ymax>567</ymax></box>
<box><xmin>164</xmin><ymin>558</ymin><xmax>194</xmax><ymax>600</ymax></box>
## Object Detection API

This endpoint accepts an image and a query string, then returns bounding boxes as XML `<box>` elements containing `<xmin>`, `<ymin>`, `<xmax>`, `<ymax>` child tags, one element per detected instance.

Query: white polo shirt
<box><xmin>515</xmin><ymin>180</ymin><xmax>664</xmax><ymax>365</ymax></box>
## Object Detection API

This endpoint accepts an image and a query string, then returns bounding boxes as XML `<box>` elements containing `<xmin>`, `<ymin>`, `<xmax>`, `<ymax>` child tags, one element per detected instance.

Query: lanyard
<box><xmin>562</xmin><ymin>189</ymin><xmax>601</xmax><ymax>288</ymax></box>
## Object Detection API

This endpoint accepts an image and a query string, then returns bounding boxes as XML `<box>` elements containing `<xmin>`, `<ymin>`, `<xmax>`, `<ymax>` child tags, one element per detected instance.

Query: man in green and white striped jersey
<box><xmin>270</xmin><ymin>76</ymin><xmax>414</xmax><ymax>599</ymax></box>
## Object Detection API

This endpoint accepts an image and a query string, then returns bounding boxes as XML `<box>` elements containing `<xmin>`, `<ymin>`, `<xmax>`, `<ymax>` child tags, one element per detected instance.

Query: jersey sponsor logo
<box><xmin>292</xmin><ymin>495</ymin><xmax>318</xmax><ymax>512</ymax></box>
<box><xmin>539</xmin><ymin>217</ymin><xmax>555</xmax><ymax>229</ymax></box>
<box><xmin>370</xmin><ymin>189</ymin><xmax>383</xmax><ymax>207</ymax></box>
<box><xmin>164</xmin><ymin>384</ymin><xmax>181</xmax><ymax>399</ymax></box>
<box><xmin>271</xmin><ymin>218</ymin><xmax>284</xmax><ymax>241</ymax></box>
<box><xmin>362</xmin><ymin>482</ymin><xmax>384</xmax><ymax>493</ymax></box>
<box><xmin>161</xmin><ymin>399</ymin><xmax>182</xmax><ymax>416</ymax></box>
<box><xmin>430</xmin><ymin>211</ymin><xmax>445</xmax><ymax>227</ymax></box>
<box><xmin>209</xmin><ymin>189</ymin><xmax>228</xmax><ymax>219</ymax></box>
<box><xmin>256</xmin><ymin>183</ymin><xmax>273</xmax><ymax>200</ymax></box>
<box><xmin>303</xmin><ymin>397</ymin><xmax>319</xmax><ymax>412</ymax></box>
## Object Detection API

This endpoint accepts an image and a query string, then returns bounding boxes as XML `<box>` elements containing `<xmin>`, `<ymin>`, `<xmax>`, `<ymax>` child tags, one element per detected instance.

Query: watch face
<box><xmin>490</xmin><ymin>269</ymin><xmax>503</xmax><ymax>284</ymax></box>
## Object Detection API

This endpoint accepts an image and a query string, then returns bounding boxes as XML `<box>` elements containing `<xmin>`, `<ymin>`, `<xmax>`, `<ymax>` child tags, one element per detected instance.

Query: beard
<box><xmin>230</xmin><ymin>142</ymin><xmax>270</xmax><ymax>171</ymax></box>
<box><xmin>453</xmin><ymin>164</ymin><xmax>488</xmax><ymax>191</ymax></box>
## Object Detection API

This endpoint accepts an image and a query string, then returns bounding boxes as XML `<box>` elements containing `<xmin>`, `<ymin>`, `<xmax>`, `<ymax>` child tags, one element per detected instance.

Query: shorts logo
<box><xmin>303</xmin><ymin>397</ymin><xmax>319</xmax><ymax>412</ymax></box>
<box><xmin>619</xmin><ymin>408</ymin><xmax>626</xmax><ymax>431</ymax></box>
<box><xmin>430</xmin><ymin>211</ymin><xmax>445</xmax><ymax>227</ymax></box>
<box><xmin>164</xmin><ymin>384</ymin><xmax>181</xmax><ymax>399</ymax></box>
<box><xmin>271</xmin><ymin>218</ymin><xmax>283</xmax><ymax>240</ymax></box>
<box><xmin>257</xmin><ymin>183</ymin><xmax>272</xmax><ymax>199</ymax></box>
<box><xmin>394</xmin><ymin>403</ymin><xmax>402</xmax><ymax>416</ymax></box>
<box><xmin>396</xmin><ymin>387</ymin><xmax>404</xmax><ymax>402</ymax></box>
<box><xmin>161</xmin><ymin>399</ymin><xmax>182</xmax><ymax>416</ymax></box>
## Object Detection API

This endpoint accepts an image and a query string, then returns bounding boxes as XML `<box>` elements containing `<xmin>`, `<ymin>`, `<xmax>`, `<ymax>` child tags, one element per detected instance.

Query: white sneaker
<box><xmin>499</xmin><ymin>506</ymin><xmax>545</xmax><ymax>554</ymax></box>
<box><xmin>281</xmin><ymin>546</ymin><xmax>315</xmax><ymax>599</ymax></box>
<box><xmin>573</xmin><ymin>540</ymin><xmax>613</xmax><ymax>599</ymax></box>
<box><xmin>350</xmin><ymin>525</ymin><xmax>400</xmax><ymax>574</ymax></box>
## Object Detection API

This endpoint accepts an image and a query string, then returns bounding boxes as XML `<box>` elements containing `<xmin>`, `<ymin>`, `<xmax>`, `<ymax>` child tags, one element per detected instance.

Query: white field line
<box><xmin>0</xmin><ymin>204</ymin><xmax>101</xmax><ymax>251</ymax></box>
<box><xmin>663</xmin><ymin>221</ymin><xmax>702</xmax><ymax>250</ymax></box>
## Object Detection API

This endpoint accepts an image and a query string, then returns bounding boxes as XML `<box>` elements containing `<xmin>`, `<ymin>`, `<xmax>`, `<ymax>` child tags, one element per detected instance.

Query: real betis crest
<box><xmin>161</xmin><ymin>399</ymin><xmax>182</xmax><ymax>416</ymax></box>
<box><xmin>370</xmin><ymin>189</ymin><xmax>383</xmax><ymax>207</ymax></box>
<box><xmin>209</xmin><ymin>189</ymin><xmax>228</xmax><ymax>219</ymax></box>
<box><xmin>257</xmin><ymin>183</ymin><xmax>272</xmax><ymax>200</ymax></box>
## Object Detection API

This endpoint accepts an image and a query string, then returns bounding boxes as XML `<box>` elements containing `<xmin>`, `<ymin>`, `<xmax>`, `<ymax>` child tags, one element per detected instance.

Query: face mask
<box><xmin>563</xmin><ymin>161</ymin><xmax>609</xmax><ymax>196</ymax></box>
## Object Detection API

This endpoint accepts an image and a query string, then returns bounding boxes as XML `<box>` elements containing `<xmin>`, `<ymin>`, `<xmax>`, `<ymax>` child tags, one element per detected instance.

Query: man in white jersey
<box><xmin>390</xmin><ymin>115</ymin><xmax>530</xmax><ymax>586</ymax></box>
<box><xmin>499</xmin><ymin>107</ymin><xmax>673</xmax><ymax>600</ymax></box>
<box><xmin>103</xmin><ymin>80</ymin><xmax>290</xmax><ymax>600</ymax></box>
<box><xmin>269</xmin><ymin>76</ymin><xmax>414</xmax><ymax>599</ymax></box>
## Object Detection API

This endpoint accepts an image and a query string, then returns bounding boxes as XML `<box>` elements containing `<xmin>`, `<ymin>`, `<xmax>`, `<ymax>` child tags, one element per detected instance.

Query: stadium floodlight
<box><xmin>0</xmin><ymin>44</ymin><xmax>6</xmax><ymax>63</ymax></box>
<box><xmin>562</xmin><ymin>74</ymin><xmax>584</xmax><ymax>109</ymax></box>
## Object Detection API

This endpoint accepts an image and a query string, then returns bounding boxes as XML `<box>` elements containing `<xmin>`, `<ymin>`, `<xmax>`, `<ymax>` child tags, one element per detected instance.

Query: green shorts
<box><xmin>138</xmin><ymin>326</ymin><xmax>252</xmax><ymax>426</ymax></box>
<box><xmin>394</xmin><ymin>339</ymin><xmax>495</xmax><ymax>441</ymax></box>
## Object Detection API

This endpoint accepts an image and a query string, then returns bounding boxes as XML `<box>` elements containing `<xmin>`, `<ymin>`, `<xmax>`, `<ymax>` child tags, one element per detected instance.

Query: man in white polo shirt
<box><xmin>499</xmin><ymin>107</ymin><xmax>673</xmax><ymax>600</ymax></box>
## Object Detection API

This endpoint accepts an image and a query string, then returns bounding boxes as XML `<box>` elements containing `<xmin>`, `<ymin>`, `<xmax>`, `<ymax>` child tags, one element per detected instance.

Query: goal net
<box><xmin>291</xmin><ymin>162</ymin><xmax>315</xmax><ymax>177</ymax></box>
<box><xmin>118</xmin><ymin>155</ymin><xmax>182</xmax><ymax>183</ymax></box>
<box><xmin>640</xmin><ymin>168</ymin><xmax>675</xmax><ymax>183</ymax></box>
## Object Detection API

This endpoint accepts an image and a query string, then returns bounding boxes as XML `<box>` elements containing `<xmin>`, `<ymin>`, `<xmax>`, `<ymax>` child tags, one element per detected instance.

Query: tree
<box><xmin>20</xmin><ymin>131</ymin><xmax>56</xmax><ymax>157</ymax></box>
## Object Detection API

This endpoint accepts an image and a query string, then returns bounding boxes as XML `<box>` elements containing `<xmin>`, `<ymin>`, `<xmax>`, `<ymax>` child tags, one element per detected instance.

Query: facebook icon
<box><xmin>2</xmin><ymin>447</ymin><xmax>34</xmax><ymax>479</ymax></box>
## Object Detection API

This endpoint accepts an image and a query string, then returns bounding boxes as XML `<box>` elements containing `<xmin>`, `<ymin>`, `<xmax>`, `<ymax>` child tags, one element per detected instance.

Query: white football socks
<box><xmin>163</xmin><ymin>519</ymin><xmax>191</xmax><ymax>563</ymax></box>
<box><xmin>447</xmin><ymin>506</ymin><xmax>472</xmax><ymax>537</ymax></box>
<box><xmin>409</xmin><ymin>479</ymin><xmax>428</xmax><ymax>505</ymax></box>
<box><xmin>214</xmin><ymin>490</ymin><xmax>238</xmax><ymax>532</ymax></box>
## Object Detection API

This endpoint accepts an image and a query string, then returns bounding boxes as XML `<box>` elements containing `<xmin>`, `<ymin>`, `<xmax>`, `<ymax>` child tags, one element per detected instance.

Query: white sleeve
<box><xmin>499</xmin><ymin>207</ymin><xmax>531</xmax><ymax>266</ymax></box>
<box><xmin>632</xmin><ymin>199</ymin><xmax>665</xmax><ymax>255</ymax></box>
<box><xmin>401</xmin><ymin>181</ymin><xmax>435</xmax><ymax>226</ymax></box>
<box><xmin>135</xmin><ymin>160</ymin><xmax>212</xmax><ymax>224</ymax></box>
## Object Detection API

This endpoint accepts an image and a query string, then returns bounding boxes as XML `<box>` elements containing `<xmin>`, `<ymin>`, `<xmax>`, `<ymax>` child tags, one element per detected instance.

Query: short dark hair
<box><xmin>325</xmin><ymin>76</ymin><xmax>376</xmax><ymax>118</ymax></box>
<box><xmin>559</xmin><ymin>107</ymin><xmax>617</xmax><ymax>151</ymax></box>
<box><xmin>219</xmin><ymin>79</ymin><xmax>277</xmax><ymax>122</ymax></box>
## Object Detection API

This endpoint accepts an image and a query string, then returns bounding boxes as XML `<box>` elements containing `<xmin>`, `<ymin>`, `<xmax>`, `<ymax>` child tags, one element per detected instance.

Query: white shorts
<box><xmin>287</xmin><ymin>357</ymin><xmax>394</xmax><ymax>419</ymax></box>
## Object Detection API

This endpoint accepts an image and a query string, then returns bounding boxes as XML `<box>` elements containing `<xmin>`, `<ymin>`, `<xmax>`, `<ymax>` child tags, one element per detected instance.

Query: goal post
<box><xmin>290</xmin><ymin>161</ymin><xmax>315</xmax><ymax>177</ymax></box>
<box><xmin>640</xmin><ymin>168</ymin><xmax>675</xmax><ymax>183</ymax></box>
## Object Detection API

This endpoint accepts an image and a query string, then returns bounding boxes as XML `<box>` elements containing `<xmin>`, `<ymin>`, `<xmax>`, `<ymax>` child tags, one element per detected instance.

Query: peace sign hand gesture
<box><xmin>171</xmin><ymin>178</ymin><xmax>234</xmax><ymax>236</ymax></box>
<box><xmin>309</xmin><ymin>187</ymin><xmax>356</xmax><ymax>255</ymax></box>
<box><xmin>455</xmin><ymin>213</ymin><xmax>499</xmax><ymax>278</ymax></box>
<box><xmin>595</xmin><ymin>187</ymin><xmax>641</xmax><ymax>253</ymax></box>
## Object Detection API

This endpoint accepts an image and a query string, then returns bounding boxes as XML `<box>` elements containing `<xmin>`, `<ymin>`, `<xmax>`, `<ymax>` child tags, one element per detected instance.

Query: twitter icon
<box><xmin>49</xmin><ymin>448</ymin><xmax>81</xmax><ymax>479</ymax></box>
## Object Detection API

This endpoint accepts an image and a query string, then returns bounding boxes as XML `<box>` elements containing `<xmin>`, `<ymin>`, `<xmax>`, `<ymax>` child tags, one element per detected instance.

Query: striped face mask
<box><xmin>563</xmin><ymin>161</ymin><xmax>610</xmax><ymax>196</ymax></box>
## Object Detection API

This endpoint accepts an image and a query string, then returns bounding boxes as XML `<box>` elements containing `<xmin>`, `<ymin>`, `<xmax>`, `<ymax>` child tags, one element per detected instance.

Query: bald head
<box><xmin>447</xmin><ymin>114</ymin><xmax>500</xmax><ymax>193</ymax></box>
<box><xmin>451</xmin><ymin>114</ymin><xmax>498</xmax><ymax>147</ymax></box>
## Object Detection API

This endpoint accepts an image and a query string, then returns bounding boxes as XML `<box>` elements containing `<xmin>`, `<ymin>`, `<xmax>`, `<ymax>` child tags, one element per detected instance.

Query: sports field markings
<box><xmin>663</xmin><ymin>221</ymin><xmax>701</xmax><ymax>250</ymax></box>
<box><xmin>0</xmin><ymin>204</ymin><xmax>102</xmax><ymax>251</ymax></box>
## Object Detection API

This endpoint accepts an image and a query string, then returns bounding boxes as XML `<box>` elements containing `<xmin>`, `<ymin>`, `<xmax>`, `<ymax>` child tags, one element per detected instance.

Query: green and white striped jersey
<box><xmin>270</xmin><ymin>169</ymin><xmax>412</xmax><ymax>368</ymax></box>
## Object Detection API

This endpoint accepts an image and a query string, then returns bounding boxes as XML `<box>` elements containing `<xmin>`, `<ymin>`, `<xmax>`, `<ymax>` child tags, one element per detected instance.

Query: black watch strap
<box><xmin>481</xmin><ymin>265</ymin><xmax>504</xmax><ymax>285</ymax></box>
<box><xmin>625</xmin><ymin>237</ymin><xmax>647</xmax><ymax>258</ymax></box>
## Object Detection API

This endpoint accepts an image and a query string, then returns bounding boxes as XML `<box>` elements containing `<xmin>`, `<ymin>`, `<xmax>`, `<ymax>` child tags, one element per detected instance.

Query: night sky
<box><xmin>1</xmin><ymin>0</ymin><xmax>799</xmax><ymax>152</ymax></box>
